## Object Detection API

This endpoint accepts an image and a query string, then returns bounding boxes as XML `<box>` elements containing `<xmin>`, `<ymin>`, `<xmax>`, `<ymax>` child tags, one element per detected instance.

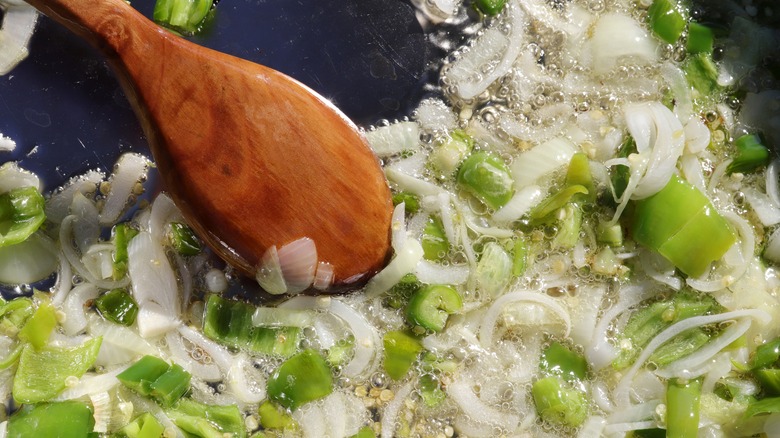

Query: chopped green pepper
<box><xmin>7</xmin><ymin>401</ymin><xmax>95</xmax><ymax>438</ymax></box>
<box><xmin>512</xmin><ymin>236</ymin><xmax>528</xmax><ymax>277</ymax></box>
<box><xmin>429</xmin><ymin>129</ymin><xmax>474</xmax><ymax>177</ymax></box>
<box><xmin>419</xmin><ymin>373</ymin><xmax>446</xmax><ymax>407</ymax></box>
<box><xmin>406</xmin><ymin>284</ymin><xmax>462</xmax><ymax>332</ymax></box>
<box><xmin>565</xmin><ymin>152</ymin><xmax>596</xmax><ymax>203</ymax></box>
<box><xmin>727</xmin><ymin>134</ymin><xmax>770</xmax><ymax>175</ymax></box>
<box><xmin>457</xmin><ymin>151</ymin><xmax>514</xmax><ymax>209</ymax></box>
<box><xmin>120</xmin><ymin>413</ymin><xmax>166</xmax><ymax>438</ymax></box>
<box><xmin>169</xmin><ymin>222</ymin><xmax>202</xmax><ymax>256</ymax></box>
<box><xmin>203</xmin><ymin>294</ymin><xmax>301</xmax><ymax>357</ymax></box>
<box><xmin>13</xmin><ymin>336</ymin><xmax>102</xmax><ymax>403</ymax></box>
<box><xmin>648</xmin><ymin>0</ymin><xmax>686</xmax><ymax>44</ymax></box>
<box><xmin>258</xmin><ymin>400</ymin><xmax>298</xmax><ymax>431</ymax></box>
<box><xmin>687</xmin><ymin>22</ymin><xmax>714</xmax><ymax>54</ymax></box>
<box><xmin>0</xmin><ymin>186</ymin><xmax>45</xmax><ymax>248</ymax></box>
<box><xmin>649</xmin><ymin>327</ymin><xmax>710</xmax><ymax>366</ymax></box>
<box><xmin>0</xmin><ymin>296</ymin><xmax>34</xmax><ymax>337</ymax></box>
<box><xmin>744</xmin><ymin>396</ymin><xmax>780</xmax><ymax>419</ymax></box>
<box><xmin>684</xmin><ymin>52</ymin><xmax>721</xmax><ymax>97</ymax></box>
<box><xmin>383</xmin><ymin>330</ymin><xmax>423</xmax><ymax>380</ymax></box>
<box><xmin>666</xmin><ymin>378</ymin><xmax>702</xmax><ymax>438</ymax></box>
<box><xmin>540</xmin><ymin>342</ymin><xmax>588</xmax><ymax>382</ymax></box>
<box><xmin>630</xmin><ymin>175</ymin><xmax>736</xmax><ymax>277</ymax></box>
<box><xmin>167</xmin><ymin>398</ymin><xmax>246</xmax><ymax>438</ymax></box>
<box><xmin>751</xmin><ymin>337</ymin><xmax>780</xmax><ymax>370</ymax></box>
<box><xmin>386</xmin><ymin>273</ymin><xmax>421</xmax><ymax>309</ymax></box>
<box><xmin>112</xmin><ymin>223</ymin><xmax>139</xmax><ymax>280</ymax></box>
<box><xmin>153</xmin><ymin>0</ymin><xmax>213</xmax><ymax>35</ymax></box>
<box><xmin>474</xmin><ymin>0</ymin><xmax>506</xmax><ymax>16</ymax></box>
<box><xmin>529</xmin><ymin>185</ymin><xmax>589</xmax><ymax>224</ymax></box>
<box><xmin>267</xmin><ymin>349</ymin><xmax>334</xmax><ymax>410</ymax></box>
<box><xmin>421</xmin><ymin>216</ymin><xmax>449</xmax><ymax>261</ymax></box>
<box><xmin>17</xmin><ymin>300</ymin><xmax>56</xmax><ymax>349</ymax></box>
<box><xmin>532</xmin><ymin>376</ymin><xmax>588</xmax><ymax>427</ymax></box>
<box><xmin>392</xmin><ymin>192</ymin><xmax>421</xmax><ymax>214</ymax></box>
<box><xmin>351</xmin><ymin>426</ymin><xmax>377</xmax><ymax>438</ymax></box>
<box><xmin>95</xmin><ymin>288</ymin><xmax>139</xmax><ymax>326</ymax></box>
<box><xmin>118</xmin><ymin>355</ymin><xmax>191</xmax><ymax>407</ymax></box>
<box><xmin>755</xmin><ymin>368</ymin><xmax>780</xmax><ymax>395</ymax></box>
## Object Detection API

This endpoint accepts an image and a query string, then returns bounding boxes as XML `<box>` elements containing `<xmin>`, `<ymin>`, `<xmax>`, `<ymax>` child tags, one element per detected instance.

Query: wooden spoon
<box><xmin>27</xmin><ymin>0</ymin><xmax>393</xmax><ymax>291</ymax></box>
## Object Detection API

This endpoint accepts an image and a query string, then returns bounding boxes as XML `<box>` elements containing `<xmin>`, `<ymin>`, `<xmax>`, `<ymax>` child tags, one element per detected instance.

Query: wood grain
<box><xmin>28</xmin><ymin>0</ymin><xmax>393</xmax><ymax>291</ymax></box>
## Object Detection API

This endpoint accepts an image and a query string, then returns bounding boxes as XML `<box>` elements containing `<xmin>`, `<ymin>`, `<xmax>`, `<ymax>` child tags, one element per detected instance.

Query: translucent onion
<box><xmin>87</xmin><ymin>315</ymin><xmax>158</xmax><ymax>366</ymax></box>
<box><xmin>446</xmin><ymin>379</ymin><xmax>520</xmax><ymax>433</ymax></box>
<box><xmin>767</xmin><ymin>160</ymin><xmax>780</xmax><ymax>207</ymax></box>
<box><xmin>661</xmin><ymin>63</ymin><xmax>693</xmax><ymax>124</ymax></box>
<box><xmin>164</xmin><ymin>331</ymin><xmax>222</xmax><ymax>382</ymax></box>
<box><xmin>478</xmin><ymin>290</ymin><xmax>571</xmax><ymax>347</ymax></box>
<box><xmin>90</xmin><ymin>392</ymin><xmax>112</xmax><ymax>433</ymax></box>
<box><xmin>45</xmin><ymin>170</ymin><xmax>103</xmax><ymax>224</ymax></box>
<box><xmin>0</xmin><ymin>232</ymin><xmax>57</xmax><ymax>285</ymax></box>
<box><xmin>414</xmin><ymin>259</ymin><xmax>469</xmax><ymax>285</ymax></box>
<box><xmin>687</xmin><ymin>211</ymin><xmax>753</xmax><ymax>292</ymax></box>
<box><xmin>578</xmin><ymin>416</ymin><xmax>607</xmax><ymax>438</ymax></box>
<box><xmin>365</xmin><ymin>121</ymin><xmax>421</xmax><ymax>158</ymax></box>
<box><xmin>584</xmin><ymin>13</ymin><xmax>658</xmax><ymax>75</ymax></box>
<box><xmin>492</xmin><ymin>185</ymin><xmax>544</xmax><ymax>224</ymax></box>
<box><xmin>414</xmin><ymin>98</ymin><xmax>457</xmax><ymax>133</ymax></box>
<box><xmin>54</xmin><ymin>367</ymin><xmax>127</xmax><ymax>401</ymax></box>
<box><xmin>147</xmin><ymin>193</ymin><xmax>183</xmax><ymax>241</ymax></box>
<box><xmin>510</xmin><ymin>138</ymin><xmax>576</xmax><ymax>189</ymax></box>
<box><xmin>60</xmin><ymin>215</ymin><xmax>130</xmax><ymax>290</ymax></box>
<box><xmin>380</xmin><ymin>382</ymin><xmax>413</xmax><ymax>438</ymax></box>
<box><xmin>765</xmin><ymin>227</ymin><xmax>780</xmax><ymax>264</ymax></box>
<box><xmin>743</xmin><ymin>187</ymin><xmax>780</xmax><ymax>227</ymax></box>
<box><xmin>445</xmin><ymin>0</ymin><xmax>526</xmax><ymax>100</ymax></box>
<box><xmin>99</xmin><ymin>153</ymin><xmax>150</xmax><ymax>225</ymax></box>
<box><xmin>226</xmin><ymin>353</ymin><xmax>266</xmax><ymax>404</ymax></box>
<box><xmin>362</xmin><ymin>238</ymin><xmax>424</xmax><ymax>300</ymax></box>
<box><xmin>61</xmin><ymin>283</ymin><xmax>99</xmax><ymax>336</ymax></box>
<box><xmin>390</xmin><ymin>203</ymin><xmax>407</xmax><ymax>254</ymax></box>
<box><xmin>251</xmin><ymin>307</ymin><xmax>316</xmax><ymax>328</ymax></box>
<box><xmin>0</xmin><ymin>4</ymin><xmax>37</xmax><ymax>75</ymax></box>
<box><xmin>69</xmin><ymin>192</ymin><xmax>100</xmax><ymax>254</ymax></box>
<box><xmin>256</xmin><ymin>245</ymin><xmax>287</xmax><ymax>295</ymax></box>
<box><xmin>613</xmin><ymin>309</ymin><xmax>771</xmax><ymax>406</ymax></box>
<box><xmin>384</xmin><ymin>166</ymin><xmax>445</xmax><ymax>197</ymax></box>
<box><xmin>328</xmin><ymin>298</ymin><xmax>381</xmax><ymax>378</ymax></box>
<box><xmin>0</xmin><ymin>161</ymin><xmax>40</xmax><ymax>193</ymax></box>
<box><xmin>128</xmin><ymin>231</ymin><xmax>180</xmax><ymax>317</ymax></box>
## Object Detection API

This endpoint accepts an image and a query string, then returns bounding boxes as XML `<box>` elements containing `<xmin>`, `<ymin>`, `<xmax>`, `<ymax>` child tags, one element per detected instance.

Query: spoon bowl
<box><xmin>26</xmin><ymin>0</ymin><xmax>394</xmax><ymax>291</ymax></box>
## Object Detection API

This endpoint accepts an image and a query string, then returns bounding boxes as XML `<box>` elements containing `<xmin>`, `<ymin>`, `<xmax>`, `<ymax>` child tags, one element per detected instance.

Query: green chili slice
<box><xmin>7</xmin><ymin>401</ymin><xmax>95</xmax><ymax>438</ymax></box>
<box><xmin>687</xmin><ymin>22</ymin><xmax>714</xmax><ymax>54</ymax></box>
<box><xmin>532</xmin><ymin>376</ymin><xmax>588</xmax><ymax>427</ymax></box>
<box><xmin>540</xmin><ymin>342</ymin><xmax>588</xmax><ymax>382</ymax></box>
<box><xmin>169</xmin><ymin>222</ymin><xmax>202</xmax><ymax>256</ymax></box>
<box><xmin>120</xmin><ymin>413</ymin><xmax>166</xmax><ymax>438</ymax></box>
<box><xmin>457</xmin><ymin>151</ymin><xmax>514</xmax><ymax>209</ymax></box>
<box><xmin>383</xmin><ymin>330</ymin><xmax>423</xmax><ymax>380</ymax></box>
<box><xmin>727</xmin><ymin>134</ymin><xmax>770</xmax><ymax>175</ymax></box>
<box><xmin>648</xmin><ymin>0</ymin><xmax>686</xmax><ymax>44</ymax></box>
<box><xmin>421</xmin><ymin>216</ymin><xmax>449</xmax><ymax>261</ymax></box>
<box><xmin>0</xmin><ymin>186</ymin><xmax>46</xmax><ymax>248</ymax></box>
<box><xmin>474</xmin><ymin>0</ymin><xmax>506</xmax><ymax>16</ymax></box>
<box><xmin>95</xmin><ymin>288</ymin><xmax>139</xmax><ymax>326</ymax></box>
<box><xmin>267</xmin><ymin>349</ymin><xmax>334</xmax><ymax>410</ymax></box>
<box><xmin>666</xmin><ymin>378</ymin><xmax>702</xmax><ymax>438</ymax></box>
<box><xmin>17</xmin><ymin>301</ymin><xmax>56</xmax><ymax>350</ymax></box>
<box><xmin>406</xmin><ymin>284</ymin><xmax>462</xmax><ymax>332</ymax></box>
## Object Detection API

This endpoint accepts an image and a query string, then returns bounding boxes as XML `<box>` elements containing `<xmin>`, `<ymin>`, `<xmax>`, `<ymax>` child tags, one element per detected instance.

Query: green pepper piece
<box><xmin>154</xmin><ymin>0</ymin><xmax>213</xmax><ymax>34</ymax></box>
<box><xmin>744</xmin><ymin>396</ymin><xmax>780</xmax><ymax>419</ymax></box>
<box><xmin>597</xmin><ymin>222</ymin><xmax>624</xmax><ymax>247</ymax></box>
<box><xmin>551</xmin><ymin>204</ymin><xmax>583</xmax><ymax>250</ymax></box>
<box><xmin>755</xmin><ymin>368</ymin><xmax>780</xmax><ymax>395</ymax></box>
<box><xmin>565</xmin><ymin>153</ymin><xmax>596</xmax><ymax>203</ymax></box>
<box><xmin>7</xmin><ymin>401</ymin><xmax>95</xmax><ymax>438</ymax></box>
<box><xmin>630</xmin><ymin>175</ymin><xmax>736</xmax><ymax>277</ymax></box>
<box><xmin>648</xmin><ymin>0</ymin><xmax>686</xmax><ymax>44</ymax></box>
<box><xmin>0</xmin><ymin>296</ymin><xmax>33</xmax><ymax>337</ymax></box>
<box><xmin>120</xmin><ymin>413</ymin><xmax>166</xmax><ymax>438</ymax></box>
<box><xmin>383</xmin><ymin>330</ymin><xmax>423</xmax><ymax>380</ymax></box>
<box><xmin>0</xmin><ymin>342</ymin><xmax>23</xmax><ymax>370</ymax></box>
<box><xmin>474</xmin><ymin>0</ymin><xmax>506</xmax><ymax>16</ymax></box>
<box><xmin>666</xmin><ymin>378</ymin><xmax>702</xmax><ymax>438</ymax></box>
<box><xmin>512</xmin><ymin>236</ymin><xmax>529</xmax><ymax>277</ymax></box>
<box><xmin>684</xmin><ymin>52</ymin><xmax>721</xmax><ymax>97</ymax></box>
<box><xmin>419</xmin><ymin>373</ymin><xmax>446</xmax><ymax>407</ymax></box>
<box><xmin>727</xmin><ymin>134</ymin><xmax>770</xmax><ymax>175</ymax></box>
<box><xmin>17</xmin><ymin>301</ymin><xmax>56</xmax><ymax>349</ymax></box>
<box><xmin>540</xmin><ymin>342</ymin><xmax>588</xmax><ymax>382</ymax></box>
<box><xmin>95</xmin><ymin>288</ymin><xmax>139</xmax><ymax>326</ymax></box>
<box><xmin>112</xmin><ymin>223</ymin><xmax>139</xmax><ymax>280</ymax></box>
<box><xmin>203</xmin><ymin>294</ymin><xmax>301</xmax><ymax>357</ymax></box>
<box><xmin>117</xmin><ymin>355</ymin><xmax>172</xmax><ymax>397</ymax></box>
<box><xmin>457</xmin><ymin>151</ymin><xmax>514</xmax><ymax>209</ymax></box>
<box><xmin>406</xmin><ymin>284</ymin><xmax>462</xmax><ymax>332</ymax></box>
<box><xmin>0</xmin><ymin>186</ymin><xmax>46</xmax><ymax>248</ymax></box>
<box><xmin>13</xmin><ymin>337</ymin><xmax>102</xmax><ymax>403</ymax></box>
<box><xmin>631</xmin><ymin>429</ymin><xmax>667</xmax><ymax>438</ymax></box>
<box><xmin>169</xmin><ymin>222</ymin><xmax>202</xmax><ymax>256</ymax></box>
<box><xmin>532</xmin><ymin>376</ymin><xmax>588</xmax><ymax>427</ymax></box>
<box><xmin>150</xmin><ymin>363</ymin><xmax>191</xmax><ymax>407</ymax></box>
<box><xmin>351</xmin><ymin>426</ymin><xmax>377</xmax><ymax>438</ymax></box>
<box><xmin>168</xmin><ymin>398</ymin><xmax>246</xmax><ymax>438</ymax></box>
<box><xmin>326</xmin><ymin>337</ymin><xmax>355</xmax><ymax>367</ymax></box>
<box><xmin>386</xmin><ymin>273</ymin><xmax>421</xmax><ymax>309</ymax></box>
<box><xmin>529</xmin><ymin>185</ymin><xmax>589</xmax><ymax>224</ymax></box>
<box><xmin>429</xmin><ymin>129</ymin><xmax>474</xmax><ymax>177</ymax></box>
<box><xmin>649</xmin><ymin>327</ymin><xmax>710</xmax><ymax>367</ymax></box>
<box><xmin>267</xmin><ymin>349</ymin><xmax>334</xmax><ymax>410</ymax></box>
<box><xmin>421</xmin><ymin>216</ymin><xmax>449</xmax><ymax>261</ymax></box>
<box><xmin>687</xmin><ymin>22</ymin><xmax>714</xmax><ymax>54</ymax></box>
<box><xmin>258</xmin><ymin>400</ymin><xmax>298</xmax><ymax>431</ymax></box>
<box><xmin>392</xmin><ymin>192</ymin><xmax>421</xmax><ymax>214</ymax></box>
<box><xmin>751</xmin><ymin>337</ymin><xmax>780</xmax><ymax>370</ymax></box>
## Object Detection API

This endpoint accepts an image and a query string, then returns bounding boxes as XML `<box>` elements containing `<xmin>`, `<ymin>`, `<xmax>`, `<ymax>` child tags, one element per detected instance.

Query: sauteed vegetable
<box><xmin>1</xmin><ymin>0</ymin><xmax>780</xmax><ymax>436</ymax></box>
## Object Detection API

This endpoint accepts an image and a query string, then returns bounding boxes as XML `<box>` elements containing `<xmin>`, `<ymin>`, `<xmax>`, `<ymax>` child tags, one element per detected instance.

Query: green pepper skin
<box><xmin>169</xmin><ymin>222</ymin><xmax>202</xmax><ymax>256</ymax></box>
<box><xmin>727</xmin><ymin>134</ymin><xmax>770</xmax><ymax>175</ymax></box>
<box><xmin>406</xmin><ymin>284</ymin><xmax>463</xmax><ymax>332</ymax></box>
<box><xmin>532</xmin><ymin>376</ymin><xmax>588</xmax><ymax>427</ymax></box>
<box><xmin>17</xmin><ymin>301</ymin><xmax>57</xmax><ymax>350</ymax></box>
<box><xmin>630</xmin><ymin>175</ymin><xmax>736</xmax><ymax>277</ymax></box>
<box><xmin>267</xmin><ymin>349</ymin><xmax>334</xmax><ymax>410</ymax></box>
<box><xmin>687</xmin><ymin>22</ymin><xmax>714</xmax><ymax>54</ymax></box>
<box><xmin>648</xmin><ymin>0</ymin><xmax>686</xmax><ymax>44</ymax></box>
<box><xmin>474</xmin><ymin>0</ymin><xmax>506</xmax><ymax>16</ymax></box>
<box><xmin>421</xmin><ymin>216</ymin><xmax>449</xmax><ymax>261</ymax></box>
<box><xmin>540</xmin><ymin>342</ymin><xmax>588</xmax><ymax>382</ymax></box>
<box><xmin>0</xmin><ymin>186</ymin><xmax>46</xmax><ymax>248</ymax></box>
<box><xmin>7</xmin><ymin>402</ymin><xmax>95</xmax><ymax>438</ymax></box>
<box><xmin>666</xmin><ymin>378</ymin><xmax>702</xmax><ymax>438</ymax></box>
<box><xmin>383</xmin><ymin>330</ymin><xmax>423</xmax><ymax>380</ymax></box>
<box><xmin>95</xmin><ymin>288</ymin><xmax>139</xmax><ymax>326</ymax></box>
<box><xmin>457</xmin><ymin>151</ymin><xmax>514</xmax><ymax>210</ymax></box>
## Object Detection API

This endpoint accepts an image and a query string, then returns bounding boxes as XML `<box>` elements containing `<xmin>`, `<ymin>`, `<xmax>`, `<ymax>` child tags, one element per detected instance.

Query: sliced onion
<box><xmin>88</xmin><ymin>315</ymin><xmax>158</xmax><ymax>366</ymax></box>
<box><xmin>81</xmin><ymin>243</ymin><xmax>115</xmax><ymax>281</ymax></box>
<box><xmin>492</xmin><ymin>185</ymin><xmax>544</xmax><ymax>224</ymax></box>
<box><xmin>365</xmin><ymin>121</ymin><xmax>421</xmax><ymax>158</ymax></box>
<box><xmin>99</xmin><ymin>153</ymin><xmax>150</xmax><ymax>225</ymax></box>
<box><xmin>767</xmin><ymin>160</ymin><xmax>780</xmax><ymax>207</ymax></box>
<box><xmin>312</xmin><ymin>261</ymin><xmax>334</xmax><ymax>291</ymax></box>
<box><xmin>70</xmin><ymin>192</ymin><xmax>100</xmax><ymax>254</ymax></box>
<box><xmin>683</xmin><ymin>116</ymin><xmax>710</xmax><ymax>153</ymax></box>
<box><xmin>414</xmin><ymin>98</ymin><xmax>457</xmax><ymax>133</ymax></box>
<box><xmin>135</xmin><ymin>302</ymin><xmax>181</xmax><ymax>339</ymax></box>
<box><xmin>415</xmin><ymin>259</ymin><xmax>469</xmax><ymax>285</ymax></box>
<box><xmin>765</xmin><ymin>227</ymin><xmax>780</xmax><ymax>264</ymax></box>
<box><xmin>251</xmin><ymin>307</ymin><xmax>316</xmax><ymax>328</ymax></box>
<box><xmin>128</xmin><ymin>231</ymin><xmax>180</xmax><ymax>316</ymax></box>
<box><xmin>743</xmin><ymin>186</ymin><xmax>780</xmax><ymax>227</ymax></box>
<box><xmin>293</xmin><ymin>398</ymin><xmax>327</xmax><ymax>438</ymax></box>
<box><xmin>380</xmin><ymin>382</ymin><xmax>413</xmax><ymax>438</ymax></box>
<box><xmin>60</xmin><ymin>215</ymin><xmax>130</xmax><ymax>290</ymax></box>
<box><xmin>510</xmin><ymin>137</ymin><xmax>576</xmax><ymax>189</ymax></box>
<box><xmin>90</xmin><ymin>392</ymin><xmax>112</xmax><ymax>433</ymax></box>
<box><xmin>687</xmin><ymin>211</ymin><xmax>753</xmax><ymax>292</ymax></box>
<box><xmin>390</xmin><ymin>203</ymin><xmax>407</xmax><ymax>254</ymax></box>
<box><xmin>584</xmin><ymin>13</ymin><xmax>658</xmax><ymax>75</ymax></box>
<box><xmin>329</xmin><ymin>298</ymin><xmax>381</xmax><ymax>379</ymax></box>
<box><xmin>177</xmin><ymin>325</ymin><xmax>235</xmax><ymax>371</ymax></box>
<box><xmin>226</xmin><ymin>353</ymin><xmax>266</xmax><ymax>404</ymax></box>
<box><xmin>45</xmin><ymin>170</ymin><xmax>103</xmax><ymax>224</ymax></box>
<box><xmin>613</xmin><ymin>309</ymin><xmax>771</xmax><ymax>406</ymax></box>
<box><xmin>61</xmin><ymin>283</ymin><xmax>99</xmax><ymax>336</ymax></box>
<box><xmin>661</xmin><ymin>63</ymin><xmax>693</xmax><ymax>124</ymax></box>
<box><xmin>0</xmin><ymin>232</ymin><xmax>57</xmax><ymax>285</ymax></box>
<box><xmin>0</xmin><ymin>161</ymin><xmax>40</xmax><ymax>193</ymax></box>
<box><xmin>385</xmin><ymin>166</ymin><xmax>445</xmax><ymax>197</ymax></box>
<box><xmin>54</xmin><ymin>367</ymin><xmax>126</xmax><ymax>401</ymax></box>
<box><xmin>362</xmin><ymin>238</ymin><xmax>424</xmax><ymax>300</ymax></box>
<box><xmin>0</xmin><ymin>133</ymin><xmax>15</xmax><ymax>151</ymax></box>
<box><xmin>447</xmin><ymin>379</ymin><xmax>520</xmax><ymax>432</ymax></box>
<box><xmin>164</xmin><ymin>331</ymin><xmax>222</xmax><ymax>382</ymax></box>
<box><xmin>578</xmin><ymin>416</ymin><xmax>607</xmax><ymax>438</ymax></box>
<box><xmin>147</xmin><ymin>193</ymin><xmax>183</xmax><ymax>241</ymax></box>
<box><xmin>0</xmin><ymin>5</ymin><xmax>37</xmax><ymax>75</ymax></box>
<box><xmin>256</xmin><ymin>245</ymin><xmax>287</xmax><ymax>295</ymax></box>
<box><xmin>277</xmin><ymin>237</ymin><xmax>317</xmax><ymax>294</ymax></box>
<box><xmin>445</xmin><ymin>0</ymin><xmax>526</xmax><ymax>100</ymax></box>
<box><xmin>478</xmin><ymin>290</ymin><xmax>571</xmax><ymax>347</ymax></box>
